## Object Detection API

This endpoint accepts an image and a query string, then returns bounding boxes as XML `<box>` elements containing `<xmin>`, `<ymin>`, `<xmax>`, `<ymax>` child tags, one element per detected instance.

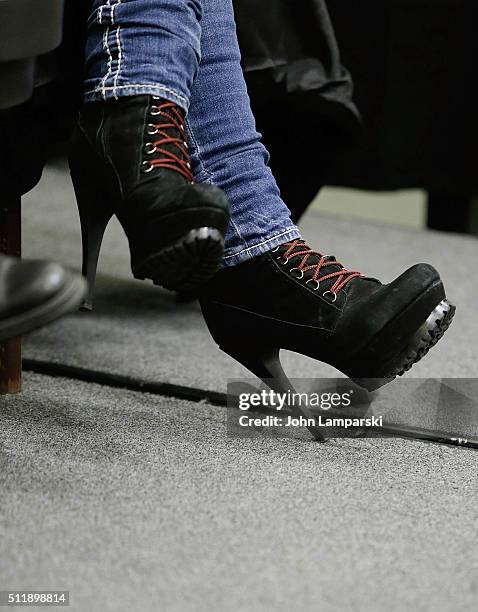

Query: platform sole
<box><xmin>132</xmin><ymin>227</ymin><xmax>224</xmax><ymax>293</ymax></box>
<box><xmin>350</xmin><ymin>299</ymin><xmax>456</xmax><ymax>391</ymax></box>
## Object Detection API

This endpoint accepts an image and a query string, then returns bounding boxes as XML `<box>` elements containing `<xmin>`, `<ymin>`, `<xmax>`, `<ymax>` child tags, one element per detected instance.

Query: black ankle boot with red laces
<box><xmin>200</xmin><ymin>240</ymin><xmax>455</xmax><ymax>394</ymax></box>
<box><xmin>69</xmin><ymin>95</ymin><xmax>229</xmax><ymax>310</ymax></box>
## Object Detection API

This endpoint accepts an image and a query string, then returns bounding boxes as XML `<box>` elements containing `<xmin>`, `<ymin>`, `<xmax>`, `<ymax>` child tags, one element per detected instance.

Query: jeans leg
<box><xmin>186</xmin><ymin>0</ymin><xmax>301</xmax><ymax>266</ymax></box>
<box><xmin>84</xmin><ymin>0</ymin><xmax>203</xmax><ymax>111</ymax></box>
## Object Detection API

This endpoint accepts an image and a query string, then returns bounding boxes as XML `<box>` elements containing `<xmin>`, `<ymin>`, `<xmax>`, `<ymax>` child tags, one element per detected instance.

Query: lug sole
<box><xmin>132</xmin><ymin>227</ymin><xmax>224</xmax><ymax>292</ymax></box>
<box><xmin>350</xmin><ymin>299</ymin><xmax>456</xmax><ymax>391</ymax></box>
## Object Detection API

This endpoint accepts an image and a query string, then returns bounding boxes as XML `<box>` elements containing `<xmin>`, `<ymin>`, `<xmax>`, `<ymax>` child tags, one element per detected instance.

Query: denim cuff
<box><xmin>84</xmin><ymin>83</ymin><xmax>190</xmax><ymax>113</ymax></box>
<box><xmin>221</xmin><ymin>227</ymin><xmax>302</xmax><ymax>268</ymax></box>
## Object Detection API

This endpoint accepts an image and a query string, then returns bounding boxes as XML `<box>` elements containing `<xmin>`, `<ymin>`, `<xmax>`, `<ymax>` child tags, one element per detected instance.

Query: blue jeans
<box><xmin>84</xmin><ymin>0</ymin><xmax>301</xmax><ymax>266</ymax></box>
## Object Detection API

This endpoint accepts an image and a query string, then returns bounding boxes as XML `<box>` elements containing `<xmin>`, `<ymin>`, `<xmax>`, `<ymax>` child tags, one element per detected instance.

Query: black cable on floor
<box><xmin>23</xmin><ymin>358</ymin><xmax>227</xmax><ymax>407</ymax></box>
<box><xmin>23</xmin><ymin>358</ymin><xmax>478</xmax><ymax>449</ymax></box>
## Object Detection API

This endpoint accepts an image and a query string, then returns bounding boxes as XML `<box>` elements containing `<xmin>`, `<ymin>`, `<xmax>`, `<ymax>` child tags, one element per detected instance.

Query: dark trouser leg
<box><xmin>427</xmin><ymin>191</ymin><xmax>473</xmax><ymax>233</ymax></box>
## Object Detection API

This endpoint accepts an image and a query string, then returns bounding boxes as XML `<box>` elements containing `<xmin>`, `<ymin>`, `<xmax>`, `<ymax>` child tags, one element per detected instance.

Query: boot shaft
<box><xmin>73</xmin><ymin>95</ymin><xmax>190</xmax><ymax>198</ymax></box>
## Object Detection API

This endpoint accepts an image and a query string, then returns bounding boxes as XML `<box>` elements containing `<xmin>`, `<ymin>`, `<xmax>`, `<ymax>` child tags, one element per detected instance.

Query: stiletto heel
<box><xmin>219</xmin><ymin>342</ymin><xmax>325</xmax><ymax>441</ymax></box>
<box><xmin>70</xmin><ymin>173</ymin><xmax>114</xmax><ymax>311</ymax></box>
<box><xmin>201</xmin><ymin>299</ymin><xmax>325</xmax><ymax>441</ymax></box>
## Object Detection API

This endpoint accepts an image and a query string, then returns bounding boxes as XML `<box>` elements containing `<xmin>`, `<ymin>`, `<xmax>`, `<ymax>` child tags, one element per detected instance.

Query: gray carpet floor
<box><xmin>1</xmin><ymin>160</ymin><xmax>475</xmax><ymax>611</ymax></box>
<box><xmin>1</xmin><ymin>373</ymin><xmax>477</xmax><ymax>612</ymax></box>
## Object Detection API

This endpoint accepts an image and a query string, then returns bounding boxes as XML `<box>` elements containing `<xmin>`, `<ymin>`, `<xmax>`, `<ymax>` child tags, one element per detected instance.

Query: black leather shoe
<box><xmin>69</xmin><ymin>95</ymin><xmax>230</xmax><ymax>310</ymax></box>
<box><xmin>200</xmin><ymin>240</ymin><xmax>455</xmax><ymax>393</ymax></box>
<box><xmin>0</xmin><ymin>255</ymin><xmax>86</xmax><ymax>341</ymax></box>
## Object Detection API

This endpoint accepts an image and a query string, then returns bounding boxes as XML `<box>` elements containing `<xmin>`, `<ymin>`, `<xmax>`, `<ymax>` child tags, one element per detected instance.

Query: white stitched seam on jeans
<box><xmin>222</xmin><ymin>228</ymin><xmax>298</xmax><ymax>260</ymax></box>
<box><xmin>100</xmin><ymin>0</ymin><xmax>113</xmax><ymax>98</ymax></box>
<box><xmin>112</xmin><ymin>25</ymin><xmax>122</xmax><ymax>99</ymax></box>
<box><xmin>85</xmin><ymin>84</ymin><xmax>190</xmax><ymax>108</ymax></box>
<box><xmin>112</xmin><ymin>1</ymin><xmax>122</xmax><ymax>99</ymax></box>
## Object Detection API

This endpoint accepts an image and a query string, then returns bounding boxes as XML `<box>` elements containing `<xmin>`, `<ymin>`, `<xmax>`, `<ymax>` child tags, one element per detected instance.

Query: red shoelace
<box><xmin>144</xmin><ymin>100</ymin><xmax>194</xmax><ymax>183</ymax></box>
<box><xmin>280</xmin><ymin>240</ymin><xmax>363</xmax><ymax>298</ymax></box>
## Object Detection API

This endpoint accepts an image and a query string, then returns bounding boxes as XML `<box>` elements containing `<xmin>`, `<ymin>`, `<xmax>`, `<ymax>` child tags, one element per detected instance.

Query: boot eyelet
<box><xmin>144</xmin><ymin>143</ymin><xmax>157</xmax><ymax>155</ymax></box>
<box><xmin>147</xmin><ymin>124</ymin><xmax>159</xmax><ymax>135</ymax></box>
<box><xmin>290</xmin><ymin>268</ymin><xmax>304</xmax><ymax>280</ymax></box>
<box><xmin>323</xmin><ymin>290</ymin><xmax>337</xmax><ymax>303</ymax></box>
<box><xmin>150</xmin><ymin>106</ymin><xmax>161</xmax><ymax>116</ymax></box>
<box><xmin>306</xmin><ymin>279</ymin><xmax>320</xmax><ymax>291</ymax></box>
<box><xmin>141</xmin><ymin>161</ymin><xmax>154</xmax><ymax>173</ymax></box>
<box><xmin>277</xmin><ymin>255</ymin><xmax>289</xmax><ymax>265</ymax></box>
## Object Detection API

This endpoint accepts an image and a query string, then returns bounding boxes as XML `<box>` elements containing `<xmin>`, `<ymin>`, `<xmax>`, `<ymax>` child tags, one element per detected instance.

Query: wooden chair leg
<box><xmin>0</xmin><ymin>197</ymin><xmax>22</xmax><ymax>394</ymax></box>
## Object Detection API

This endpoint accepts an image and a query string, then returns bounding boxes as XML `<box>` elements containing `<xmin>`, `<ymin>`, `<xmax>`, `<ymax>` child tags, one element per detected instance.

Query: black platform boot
<box><xmin>200</xmin><ymin>239</ymin><xmax>455</xmax><ymax>397</ymax></box>
<box><xmin>69</xmin><ymin>95</ymin><xmax>230</xmax><ymax>310</ymax></box>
